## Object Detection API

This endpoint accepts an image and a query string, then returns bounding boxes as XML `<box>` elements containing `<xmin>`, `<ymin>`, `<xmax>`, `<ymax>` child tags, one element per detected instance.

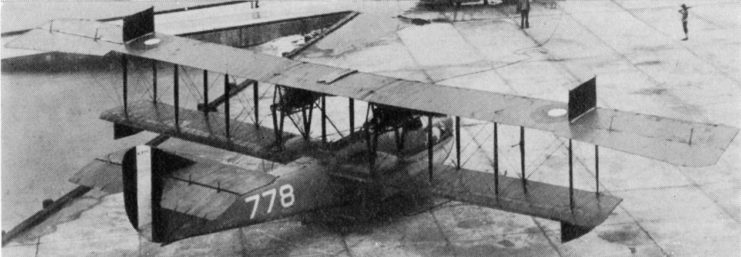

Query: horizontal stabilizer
<box><xmin>160</xmin><ymin>179</ymin><xmax>238</xmax><ymax>220</ymax></box>
<box><xmin>7</xmin><ymin>19</ymin><xmax>737</xmax><ymax>167</ymax></box>
<box><xmin>163</xmin><ymin>151</ymin><xmax>277</xmax><ymax>195</ymax></box>
<box><xmin>431</xmin><ymin>165</ymin><xmax>621</xmax><ymax>229</ymax></box>
<box><xmin>71</xmin><ymin>146</ymin><xmax>278</xmax><ymax>221</ymax></box>
<box><xmin>69</xmin><ymin>150</ymin><xmax>127</xmax><ymax>193</ymax></box>
<box><xmin>151</xmin><ymin>149</ymin><xmax>277</xmax><ymax>220</ymax></box>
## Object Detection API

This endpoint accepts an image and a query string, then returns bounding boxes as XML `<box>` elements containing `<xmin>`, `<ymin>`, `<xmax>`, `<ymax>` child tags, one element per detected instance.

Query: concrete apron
<box><xmin>3</xmin><ymin>0</ymin><xmax>740</xmax><ymax>256</ymax></box>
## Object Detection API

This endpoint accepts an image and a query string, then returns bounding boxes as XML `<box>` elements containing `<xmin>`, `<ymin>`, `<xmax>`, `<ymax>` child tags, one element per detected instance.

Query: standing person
<box><xmin>518</xmin><ymin>0</ymin><xmax>531</xmax><ymax>29</ymax></box>
<box><xmin>679</xmin><ymin>4</ymin><xmax>691</xmax><ymax>40</ymax></box>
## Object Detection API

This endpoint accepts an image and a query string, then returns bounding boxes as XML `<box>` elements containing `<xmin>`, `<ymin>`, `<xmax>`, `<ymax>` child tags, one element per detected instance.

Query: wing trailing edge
<box><xmin>6</xmin><ymin>18</ymin><xmax>738</xmax><ymax>167</ymax></box>
<box><xmin>430</xmin><ymin>165</ymin><xmax>621</xmax><ymax>242</ymax></box>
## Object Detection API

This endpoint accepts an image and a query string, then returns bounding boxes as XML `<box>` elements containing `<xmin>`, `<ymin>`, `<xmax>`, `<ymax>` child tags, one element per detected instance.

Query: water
<box><xmin>1</xmin><ymin>1</ymin><xmax>228</xmax><ymax>33</ymax></box>
<box><xmin>0</xmin><ymin>0</ymin><xmax>421</xmax><ymax>232</ymax></box>
<box><xmin>1</xmin><ymin>0</ymin><xmax>241</xmax><ymax>229</ymax></box>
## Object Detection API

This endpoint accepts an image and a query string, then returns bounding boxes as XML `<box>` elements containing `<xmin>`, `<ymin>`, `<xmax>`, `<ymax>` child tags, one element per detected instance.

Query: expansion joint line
<box><xmin>428</xmin><ymin>211</ymin><xmax>456</xmax><ymax>257</ymax></box>
<box><xmin>607</xmin><ymin>0</ymin><xmax>741</xmax><ymax>89</ymax></box>
<box><xmin>337</xmin><ymin>233</ymin><xmax>354</xmax><ymax>257</ymax></box>
<box><xmin>237</xmin><ymin>228</ymin><xmax>249</xmax><ymax>257</ymax></box>
<box><xmin>570</xmin><ymin>152</ymin><xmax>671</xmax><ymax>256</ymax></box>
<box><xmin>556</xmin><ymin>5</ymin><xmax>709</xmax><ymax>122</ymax></box>
<box><xmin>531</xmin><ymin>217</ymin><xmax>565</xmax><ymax>257</ymax></box>
<box><xmin>673</xmin><ymin>166</ymin><xmax>740</xmax><ymax>224</ymax></box>
<box><xmin>395</xmin><ymin>32</ymin><xmax>437</xmax><ymax>84</ymax></box>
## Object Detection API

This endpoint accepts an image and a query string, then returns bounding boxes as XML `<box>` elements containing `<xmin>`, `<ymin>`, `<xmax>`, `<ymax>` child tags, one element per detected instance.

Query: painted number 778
<box><xmin>243</xmin><ymin>184</ymin><xmax>295</xmax><ymax>219</ymax></box>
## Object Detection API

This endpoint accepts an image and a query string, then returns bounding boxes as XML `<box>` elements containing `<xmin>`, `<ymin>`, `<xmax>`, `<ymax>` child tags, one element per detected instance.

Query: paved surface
<box><xmin>1</xmin><ymin>1</ymin><xmax>346</xmax><ymax>59</ymax></box>
<box><xmin>2</xmin><ymin>0</ymin><xmax>740</xmax><ymax>256</ymax></box>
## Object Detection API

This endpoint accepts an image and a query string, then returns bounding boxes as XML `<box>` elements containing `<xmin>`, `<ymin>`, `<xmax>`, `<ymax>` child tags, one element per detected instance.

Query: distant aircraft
<box><xmin>7</xmin><ymin>7</ymin><xmax>737</xmax><ymax>245</ymax></box>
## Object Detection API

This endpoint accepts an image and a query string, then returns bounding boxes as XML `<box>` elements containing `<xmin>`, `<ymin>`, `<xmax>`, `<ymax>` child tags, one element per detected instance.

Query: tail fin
<box><xmin>121</xmin><ymin>145</ymin><xmax>192</xmax><ymax>242</ymax></box>
<box><xmin>568</xmin><ymin>76</ymin><xmax>596</xmax><ymax>123</ymax></box>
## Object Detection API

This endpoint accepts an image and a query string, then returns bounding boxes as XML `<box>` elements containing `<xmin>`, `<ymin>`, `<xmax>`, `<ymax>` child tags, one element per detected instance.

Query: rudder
<box><xmin>121</xmin><ymin>145</ymin><xmax>192</xmax><ymax>242</ymax></box>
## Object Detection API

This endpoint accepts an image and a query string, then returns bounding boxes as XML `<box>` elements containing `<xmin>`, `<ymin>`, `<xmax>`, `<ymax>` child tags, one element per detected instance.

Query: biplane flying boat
<box><xmin>6</xmin><ymin>8</ymin><xmax>738</xmax><ymax>245</ymax></box>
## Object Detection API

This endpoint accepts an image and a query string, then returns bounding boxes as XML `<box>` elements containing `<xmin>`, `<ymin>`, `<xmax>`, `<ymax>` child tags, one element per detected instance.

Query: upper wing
<box><xmin>7</xmin><ymin>19</ymin><xmax>737</xmax><ymax>167</ymax></box>
<box><xmin>7</xmin><ymin>19</ymin><xmax>123</xmax><ymax>56</ymax></box>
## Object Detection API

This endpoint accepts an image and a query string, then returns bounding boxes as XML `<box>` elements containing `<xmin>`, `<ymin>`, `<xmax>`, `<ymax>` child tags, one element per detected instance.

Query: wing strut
<box><xmin>493</xmin><ymin>122</ymin><xmax>499</xmax><ymax>196</ymax></box>
<box><xmin>202</xmin><ymin>71</ymin><xmax>209</xmax><ymax>112</ymax></box>
<box><xmin>253</xmin><ymin>81</ymin><xmax>259</xmax><ymax>127</ymax></box>
<box><xmin>595</xmin><ymin>145</ymin><xmax>600</xmax><ymax>195</ymax></box>
<box><xmin>174</xmin><ymin>64</ymin><xmax>180</xmax><ymax>131</ymax></box>
<box><xmin>122</xmin><ymin>55</ymin><xmax>128</xmax><ymax>117</ymax></box>
<box><xmin>569</xmin><ymin>139</ymin><xmax>574</xmax><ymax>209</ymax></box>
<box><xmin>455</xmin><ymin>117</ymin><xmax>461</xmax><ymax>170</ymax></box>
<box><xmin>224</xmin><ymin>74</ymin><xmax>230</xmax><ymax>138</ymax></box>
<box><xmin>321</xmin><ymin>96</ymin><xmax>327</xmax><ymax>143</ymax></box>
<box><xmin>567</xmin><ymin>141</ymin><xmax>602</xmax><ymax>208</ymax></box>
<box><xmin>173</xmin><ymin>64</ymin><xmax>180</xmax><ymax>130</ymax></box>
<box><xmin>427</xmin><ymin>115</ymin><xmax>434</xmax><ymax>182</ymax></box>
<box><xmin>349</xmin><ymin>99</ymin><xmax>355</xmax><ymax>136</ymax></box>
<box><xmin>152</xmin><ymin>60</ymin><xmax>157</xmax><ymax>103</ymax></box>
<box><xmin>520</xmin><ymin>126</ymin><xmax>526</xmax><ymax>193</ymax></box>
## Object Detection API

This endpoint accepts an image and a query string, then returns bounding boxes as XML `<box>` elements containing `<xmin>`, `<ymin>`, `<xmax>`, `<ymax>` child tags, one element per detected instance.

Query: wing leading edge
<box><xmin>7</xmin><ymin>19</ymin><xmax>737</xmax><ymax>167</ymax></box>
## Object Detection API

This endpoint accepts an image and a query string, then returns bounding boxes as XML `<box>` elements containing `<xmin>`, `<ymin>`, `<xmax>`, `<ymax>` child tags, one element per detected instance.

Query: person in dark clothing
<box><xmin>518</xmin><ymin>0</ymin><xmax>531</xmax><ymax>29</ymax></box>
<box><xmin>679</xmin><ymin>4</ymin><xmax>691</xmax><ymax>40</ymax></box>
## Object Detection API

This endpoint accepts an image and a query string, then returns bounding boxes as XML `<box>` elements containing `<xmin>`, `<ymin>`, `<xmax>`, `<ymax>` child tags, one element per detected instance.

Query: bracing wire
<box><xmin>457</xmin><ymin>121</ymin><xmax>494</xmax><ymax>168</ymax></box>
<box><xmin>87</xmin><ymin>70</ymin><xmax>122</xmax><ymax>106</ymax></box>
<box><xmin>523</xmin><ymin>137</ymin><xmax>566</xmax><ymax>180</ymax></box>
<box><xmin>179</xmin><ymin>67</ymin><xmax>205</xmax><ymax>101</ymax></box>
<box><xmin>236</xmin><ymin>91</ymin><xmax>258</xmax><ymax>124</ymax></box>
<box><xmin>314</xmin><ymin>101</ymin><xmax>345</xmax><ymax>138</ymax></box>
<box><xmin>129</xmin><ymin>61</ymin><xmax>154</xmax><ymax>102</ymax></box>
